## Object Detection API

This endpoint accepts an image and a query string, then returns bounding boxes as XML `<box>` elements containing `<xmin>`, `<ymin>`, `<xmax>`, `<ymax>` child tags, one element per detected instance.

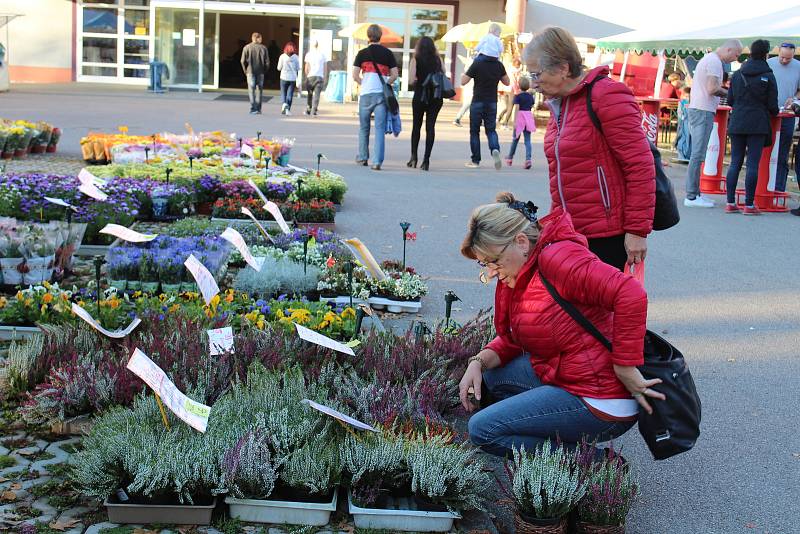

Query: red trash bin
<box><xmin>734</xmin><ymin>112</ymin><xmax>793</xmax><ymax>212</ymax></box>
<box><xmin>699</xmin><ymin>106</ymin><xmax>731</xmax><ymax>195</ymax></box>
<box><xmin>638</xmin><ymin>98</ymin><xmax>661</xmax><ymax>144</ymax></box>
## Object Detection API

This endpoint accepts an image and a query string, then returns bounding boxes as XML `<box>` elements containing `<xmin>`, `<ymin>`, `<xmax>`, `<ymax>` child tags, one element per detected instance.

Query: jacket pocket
<box><xmin>596</xmin><ymin>165</ymin><xmax>612</xmax><ymax>214</ymax></box>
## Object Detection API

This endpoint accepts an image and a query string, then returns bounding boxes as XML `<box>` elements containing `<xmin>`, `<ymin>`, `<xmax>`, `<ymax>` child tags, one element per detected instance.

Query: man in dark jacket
<box><xmin>724</xmin><ymin>39</ymin><xmax>779</xmax><ymax>215</ymax></box>
<box><xmin>241</xmin><ymin>33</ymin><xmax>270</xmax><ymax>114</ymax></box>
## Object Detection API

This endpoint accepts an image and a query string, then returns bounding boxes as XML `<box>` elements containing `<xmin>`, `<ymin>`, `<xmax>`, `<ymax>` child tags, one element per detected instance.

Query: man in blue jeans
<box><xmin>240</xmin><ymin>32</ymin><xmax>270</xmax><ymax>115</ymax></box>
<box><xmin>352</xmin><ymin>25</ymin><xmax>398</xmax><ymax>171</ymax></box>
<box><xmin>767</xmin><ymin>43</ymin><xmax>800</xmax><ymax>194</ymax></box>
<box><xmin>462</xmin><ymin>55</ymin><xmax>509</xmax><ymax>169</ymax></box>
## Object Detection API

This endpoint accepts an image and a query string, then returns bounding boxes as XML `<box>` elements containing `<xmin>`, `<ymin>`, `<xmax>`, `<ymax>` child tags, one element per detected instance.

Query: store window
<box><xmin>79</xmin><ymin>0</ymin><xmax>151</xmax><ymax>83</ymax></box>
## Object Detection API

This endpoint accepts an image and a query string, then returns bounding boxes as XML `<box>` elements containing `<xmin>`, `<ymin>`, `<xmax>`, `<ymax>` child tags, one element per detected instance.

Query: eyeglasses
<box><xmin>529</xmin><ymin>70</ymin><xmax>543</xmax><ymax>81</ymax></box>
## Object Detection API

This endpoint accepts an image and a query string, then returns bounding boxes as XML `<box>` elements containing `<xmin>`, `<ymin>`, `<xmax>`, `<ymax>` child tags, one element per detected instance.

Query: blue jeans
<box><xmin>775</xmin><ymin>117</ymin><xmax>796</xmax><ymax>192</ymax></box>
<box><xmin>468</xmin><ymin>355</ymin><xmax>635</xmax><ymax>458</ymax></box>
<box><xmin>469</xmin><ymin>100</ymin><xmax>500</xmax><ymax>164</ymax></box>
<box><xmin>280</xmin><ymin>80</ymin><xmax>295</xmax><ymax>110</ymax></box>
<box><xmin>726</xmin><ymin>133</ymin><xmax>765</xmax><ymax>206</ymax></box>
<box><xmin>685</xmin><ymin>108</ymin><xmax>716</xmax><ymax>199</ymax></box>
<box><xmin>507</xmin><ymin>131</ymin><xmax>532</xmax><ymax>161</ymax></box>
<box><xmin>247</xmin><ymin>73</ymin><xmax>264</xmax><ymax>112</ymax></box>
<box><xmin>358</xmin><ymin>93</ymin><xmax>387</xmax><ymax>165</ymax></box>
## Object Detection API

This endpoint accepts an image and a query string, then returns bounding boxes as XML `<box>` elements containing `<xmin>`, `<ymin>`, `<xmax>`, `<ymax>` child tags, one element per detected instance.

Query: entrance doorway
<box><xmin>218</xmin><ymin>13</ymin><xmax>299</xmax><ymax>90</ymax></box>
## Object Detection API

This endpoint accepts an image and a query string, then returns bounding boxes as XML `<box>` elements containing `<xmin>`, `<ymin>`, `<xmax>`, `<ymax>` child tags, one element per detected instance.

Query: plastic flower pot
<box><xmin>108</xmin><ymin>279</ymin><xmax>127</xmax><ymax>292</ymax></box>
<box><xmin>152</xmin><ymin>197</ymin><xmax>169</xmax><ymax>219</ymax></box>
<box><xmin>161</xmin><ymin>282</ymin><xmax>181</xmax><ymax>294</ymax></box>
<box><xmin>1</xmin><ymin>151</ymin><xmax>12</xmax><ymax>159</ymax></box>
<box><xmin>278</xmin><ymin>154</ymin><xmax>290</xmax><ymax>166</ymax></box>
<box><xmin>141</xmin><ymin>281</ymin><xmax>159</xmax><ymax>293</ymax></box>
<box><xmin>226</xmin><ymin>489</ymin><xmax>338</xmax><ymax>526</ymax></box>
<box><xmin>13</xmin><ymin>149</ymin><xmax>26</xmax><ymax>159</ymax></box>
<box><xmin>104</xmin><ymin>496</ymin><xmax>216</xmax><ymax>525</ymax></box>
<box><xmin>180</xmin><ymin>281</ymin><xmax>198</xmax><ymax>293</ymax></box>
<box><xmin>127</xmin><ymin>280</ymin><xmax>142</xmax><ymax>291</ymax></box>
<box><xmin>0</xmin><ymin>258</ymin><xmax>23</xmax><ymax>286</ymax></box>
<box><xmin>347</xmin><ymin>490</ymin><xmax>460</xmax><ymax>533</ymax></box>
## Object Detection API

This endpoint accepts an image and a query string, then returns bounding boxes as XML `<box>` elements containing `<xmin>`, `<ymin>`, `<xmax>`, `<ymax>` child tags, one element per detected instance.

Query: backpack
<box><xmin>585</xmin><ymin>77</ymin><xmax>680</xmax><ymax>231</ymax></box>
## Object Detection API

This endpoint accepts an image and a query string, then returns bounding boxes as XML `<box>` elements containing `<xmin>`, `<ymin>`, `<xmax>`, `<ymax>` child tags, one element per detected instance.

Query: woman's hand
<box><xmin>624</xmin><ymin>233</ymin><xmax>647</xmax><ymax>265</ymax></box>
<box><xmin>459</xmin><ymin>359</ymin><xmax>484</xmax><ymax>413</ymax></box>
<box><xmin>613</xmin><ymin>364</ymin><xmax>665</xmax><ymax>415</ymax></box>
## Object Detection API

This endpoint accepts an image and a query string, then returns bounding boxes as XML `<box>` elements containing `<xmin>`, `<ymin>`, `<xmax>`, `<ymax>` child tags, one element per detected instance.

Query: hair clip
<box><xmin>508</xmin><ymin>200</ymin><xmax>539</xmax><ymax>222</ymax></box>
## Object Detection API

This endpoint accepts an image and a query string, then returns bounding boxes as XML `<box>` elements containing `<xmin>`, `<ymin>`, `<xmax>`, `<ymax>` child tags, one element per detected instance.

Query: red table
<box><xmin>699</xmin><ymin>106</ymin><xmax>732</xmax><ymax>195</ymax></box>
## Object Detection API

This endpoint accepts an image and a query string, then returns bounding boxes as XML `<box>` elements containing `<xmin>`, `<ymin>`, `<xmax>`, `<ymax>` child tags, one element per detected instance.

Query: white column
<box><xmin>653</xmin><ymin>49</ymin><xmax>666</xmax><ymax>98</ymax></box>
<box><xmin>198</xmin><ymin>0</ymin><xmax>205</xmax><ymax>92</ymax></box>
<box><xmin>619</xmin><ymin>50</ymin><xmax>629</xmax><ymax>82</ymax></box>
<box><xmin>299</xmin><ymin>0</ymin><xmax>306</xmax><ymax>92</ymax></box>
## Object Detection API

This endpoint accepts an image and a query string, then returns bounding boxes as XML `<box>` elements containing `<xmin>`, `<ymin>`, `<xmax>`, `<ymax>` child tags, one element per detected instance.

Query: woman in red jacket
<box><xmin>459</xmin><ymin>192</ymin><xmax>664</xmax><ymax>457</ymax></box>
<box><xmin>522</xmin><ymin>27</ymin><xmax>655</xmax><ymax>270</ymax></box>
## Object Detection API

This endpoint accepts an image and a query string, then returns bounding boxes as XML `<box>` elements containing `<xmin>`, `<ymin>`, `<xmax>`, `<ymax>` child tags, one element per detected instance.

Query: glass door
<box><xmin>154</xmin><ymin>7</ymin><xmax>216</xmax><ymax>87</ymax></box>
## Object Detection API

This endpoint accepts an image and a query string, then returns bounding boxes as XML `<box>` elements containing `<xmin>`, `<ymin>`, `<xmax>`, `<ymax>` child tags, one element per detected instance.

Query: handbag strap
<box><xmin>539</xmin><ymin>274</ymin><xmax>612</xmax><ymax>352</ymax></box>
<box><xmin>367</xmin><ymin>46</ymin><xmax>390</xmax><ymax>90</ymax></box>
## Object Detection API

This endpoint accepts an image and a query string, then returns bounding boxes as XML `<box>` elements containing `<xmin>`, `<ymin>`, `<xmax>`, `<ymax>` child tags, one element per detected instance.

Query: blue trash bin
<box><xmin>324</xmin><ymin>70</ymin><xmax>346</xmax><ymax>103</ymax></box>
<box><xmin>149</xmin><ymin>61</ymin><xmax>167</xmax><ymax>93</ymax></box>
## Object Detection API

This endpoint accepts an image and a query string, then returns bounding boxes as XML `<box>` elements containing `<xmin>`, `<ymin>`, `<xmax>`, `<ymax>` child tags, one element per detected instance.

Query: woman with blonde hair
<box><xmin>458</xmin><ymin>192</ymin><xmax>664</xmax><ymax>457</ymax></box>
<box><xmin>523</xmin><ymin>26</ymin><xmax>655</xmax><ymax>270</ymax></box>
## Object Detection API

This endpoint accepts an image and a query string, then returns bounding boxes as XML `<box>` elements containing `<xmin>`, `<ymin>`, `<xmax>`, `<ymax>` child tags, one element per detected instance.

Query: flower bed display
<box><xmin>0</xmin><ymin>119</ymin><xmax>61</xmax><ymax>159</ymax></box>
<box><xmin>212</xmin><ymin>195</ymin><xmax>335</xmax><ymax>225</ymax></box>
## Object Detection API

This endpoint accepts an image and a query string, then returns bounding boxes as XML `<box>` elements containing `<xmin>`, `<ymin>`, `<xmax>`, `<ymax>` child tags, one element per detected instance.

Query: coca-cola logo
<box><xmin>641</xmin><ymin>113</ymin><xmax>658</xmax><ymax>143</ymax></box>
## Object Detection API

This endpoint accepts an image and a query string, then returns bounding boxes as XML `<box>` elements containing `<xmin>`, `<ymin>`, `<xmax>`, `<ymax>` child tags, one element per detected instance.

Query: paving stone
<box><xmin>85</xmin><ymin>521</ymin><xmax>130</xmax><ymax>534</ymax></box>
<box><xmin>32</xmin><ymin>438</ymin><xmax>75</xmax><ymax>471</ymax></box>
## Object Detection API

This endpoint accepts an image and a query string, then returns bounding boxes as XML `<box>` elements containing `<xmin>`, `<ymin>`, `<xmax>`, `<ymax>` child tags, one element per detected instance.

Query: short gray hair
<box><xmin>523</xmin><ymin>26</ymin><xmax>583</xmax><ymax>78</ymax></box>
<box><xmin>489</xmin><ymin>23</ymin><xmax>502</xmax><ymax>35</ymax></box>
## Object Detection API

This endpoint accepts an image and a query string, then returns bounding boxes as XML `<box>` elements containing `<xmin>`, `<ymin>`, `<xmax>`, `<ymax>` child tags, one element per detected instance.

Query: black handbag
<box><xmin>540</xmin><ymin>274</ymin><xmax>701</xmax><ymax>460</ymax></box>
<box><xmin>368</xmin><ymin>49</ymin><xmax>399</xmax><ymax>115</ymax></box>
<box><xmin>586</xmin><ymin>78</ymin><xmax>680</xmax><ymax>231</ymax></box>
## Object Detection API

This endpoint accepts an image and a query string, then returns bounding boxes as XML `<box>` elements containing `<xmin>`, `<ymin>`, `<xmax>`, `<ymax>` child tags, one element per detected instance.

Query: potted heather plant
<box><xmin>502</xmin><ymin>441</ymin><xmax>587</xmax><ymax>534</ymax></box>
<box><xmin>574</xmin><ymin>452</ymin><xmax>637</xmax><ymax>534</ymax></box>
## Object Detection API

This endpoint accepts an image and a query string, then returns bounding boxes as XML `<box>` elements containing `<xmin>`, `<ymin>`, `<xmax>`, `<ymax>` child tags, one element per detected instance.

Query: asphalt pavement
<box><xmin>3</xmin><ymin>83</ymin><xmax>800</xmax><ymax>533</ymax></box>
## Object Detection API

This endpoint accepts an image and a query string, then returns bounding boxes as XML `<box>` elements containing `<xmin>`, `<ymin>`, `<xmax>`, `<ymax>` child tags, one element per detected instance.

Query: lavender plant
<box><xmin>220</xmin><ymin>427</ymin><xmax>280</xmax><ymax>499</ymax></box>
<box><xmin>576</xmin><ymin>454</ymin><xmax>637</xmax><ymax>526</ymax></box>
<box><xmin>341</xmin><ymin>433</ymin><xmax>409</xmax><ymax>507</ymax></box>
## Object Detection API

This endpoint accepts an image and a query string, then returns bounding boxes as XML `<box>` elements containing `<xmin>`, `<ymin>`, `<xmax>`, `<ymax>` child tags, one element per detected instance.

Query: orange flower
<box><xmin>42</xmin><ymin>293</ymin><xmax>53</xmax><ymax>304</ymax></box>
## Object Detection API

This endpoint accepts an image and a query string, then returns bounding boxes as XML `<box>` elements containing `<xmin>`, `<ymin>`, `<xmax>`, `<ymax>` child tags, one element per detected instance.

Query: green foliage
<box><xmin>0</xmin><ymin>454</ymin><xmax>16</xmax><ymax>469</ymax></box>
<box><xmin>233</xmin><ymin>256</ymin><xmax>320</xmax><ymax>299</ymax></box>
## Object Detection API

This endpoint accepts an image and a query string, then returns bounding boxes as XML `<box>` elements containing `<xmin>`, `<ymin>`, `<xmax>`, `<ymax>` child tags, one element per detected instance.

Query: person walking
<box><xmin>767</xmin><ymin>42</ymin><xmax>800</xmax><ymax>193</ymax></box>
<box><xmin>304</xmin><ymin>40</ymin><xmax>327</xmax><ymax>116</ymax></box>
<box><xmin>462</xmin><ymin>51</ymin><xmax>509</xmax><ymax>169</ymax></box>
<box><xmin>453</xmin><ymin>53</ymin><xmax>475</xmax><ymax>127</ymax></box>
<box><xmin>240</xmin><ymin>32</ymin><xmax>270</xmax><ymax>115</ymax></box>
<box><xmin>352</xmin><ymin>24</ymin><xmax>398</xmax><ymax>171</ymax></box>
<box><xmin>408</xmin><ymin>36</ymin><xmax>445</xmax><ymax>171</ymax></box>
<box><xmin>277</xmin><ymin>42</ymin><xmax>301</xmax><ymax>115</ymax></box>
<box><xmin>497</xmin><ymin>57</ymin><xmax>520</xmax><ymax>129</ymax></box>
<box><xmin>724</xmin><ymin>39</ymin><xmax>779</xmax><ymax>216</ymax></box>
<box><xmin>684</xmin><ymin>39</ymin><xmax>743</xmax><ymax>208</ymax></box>
<box><xmin>504</xmin><ymin>75</ymin><xmax>535</xmax><ymax>169</ymax></box>
<box><xmin>523</xmin><ymin>26</ymin><xmax>654</xmax><ymax>270</ymax></box>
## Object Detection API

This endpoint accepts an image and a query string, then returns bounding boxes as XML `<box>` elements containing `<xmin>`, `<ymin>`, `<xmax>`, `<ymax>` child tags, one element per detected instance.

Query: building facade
<box><xmin>0</xmin><ymin>0</ymin><xmax>626</xmax><ymax>93</ymax></box>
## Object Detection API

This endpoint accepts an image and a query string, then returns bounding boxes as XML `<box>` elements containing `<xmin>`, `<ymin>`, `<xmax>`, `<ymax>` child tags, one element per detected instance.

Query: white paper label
<box><xmin>288</xmin><ymin>164</ymin><xmax>307</xmax><ymax>173</ymax></box>
<box><xmin>241</xmin><ymin>143</ymin><xmax>254</xmax><ymax>158</ymax></box>
<box><xmin>247</xmin><ymin>179</ymin><xmax>270</xmax><ymax>205</ymax></box>
<box><xmin>343</xmin><ymin>238</ymin><xmax>387</xmax><ymax>280</ymax></box>
<box><xmin>78</xmin><ymin>168</ymin><xmax>107</xmax><ymax>188</ymax></box>
<box><xmin>264</xmin><ymin>200</ymin><xmax>291</xmax><ymax>234</ymax></box>
<box><xmin>302</xmin><ymin>399</ymin><xmax>377</xmax><ymax>432</ymax></box>
<box><xmin>71</xmin><ymin>303</ymin><xmax>142</xmax><ymax>339</ymax></box>
<box><xmin>184</xmin><ymin>254</ymin><xmax>220</xmax><ymax>305</ymax></box>
<box><xmin>220</xmin><ymin>227</ymin><xmax>264</xmax><ymax>271</ymax></box>
<box><xmin>100</xmin><ymin>224</ymin><xmax>158</xmax><ymax>243</ymax></box>
<box><xmin>294</xmin><ymin>322</ymin><xmax>355</xmax><ymax>356</ymax></box>
<box><xmin>182</xmin><ymin>28</ymin><xmax>196</xmax><ymax>47</ymax></box>
<box><xmin>240</xmin><ymin>207</ymin><xmax>275</xmax><ymax>244</ymax></box>
<box><xmin>127</xmin><ymin>348</ymin><xmax>211</xmax><ymax>432</ymax></box>
<box><xmin>208</xmin><ymin>326</ymin><xmax>234</xmax><ymax>355</ymax></box>
<box><xmin>79</xmin><ymin>182</ymin><xmax>108</xmax><ymax>201</ymax></box>
<box><xmin>44</xmin><ymin>197</ymin><xmax>76</xmax><ymax>210</ymax></box>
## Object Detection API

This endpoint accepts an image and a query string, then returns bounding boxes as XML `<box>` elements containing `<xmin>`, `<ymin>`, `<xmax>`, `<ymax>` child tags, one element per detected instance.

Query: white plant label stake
<box><xmin>184</xmin><ymin>254</ymin><xmax>219</xmax><ymax>305</ymax></box>
<box><xmin>208</xmin><ymin>326</ymin><xmax>234</xmax><ymax>355</ymax></box>
<box><xmin>78</xmin><ymin>168</ymin><xmax>108</xmax><ymax>187</ymax></box>
<box><xmin>127</xmin><ymin>348</ymin><xmax>211</xmax><ymax>433</ymax></box>
<box><xmin>294</xmin><ymin>322</ymin><xmax>355</xmax><ymax>356</ymax></box>
<box><xmin>99</xmin><ymin>223</ymin><xmax>158</xmax><ymax>243</ymax></box>
<box><xmin>247</xmin><ymin>179</ymin><xmax>270</xmax><ymax>205</ymax></box>
<box><xmin>220</xmin><ymin>227</ymin><xmax>265</xmax><ymax>271</ymax></box>
<box><xmin>71</xmin><ymin>303</ymin><xmax>142</xmax><ymax>339</ymax></box>
<box><xmin>302</xmin><ymin>399</ymin><xmax>377</xmax><ymax>432</ymax></box>
<box><xmin>343</xmin><ymin>238</ymin><xmax>387</xmax><ymax>280</ymax></box>
<box><xmin>241</xmin><ymin>143</ymin><xmax>254</xmax><ymax>159</ymax></box>
<box><xmin>79</xmin><ymin>182</ymin><xmax>108</xmax><ymax>201</ymax></box>
<box><xmin>240</xmin><ymin>207</ymin><xmax>275</xmax><ymax>244</ymax></box>
<box><xmin>264</xmin><ymin>200</ymin><xmax>291</xmax><ymax>234</ymax></box>
<box><xmin>43</xmin><ymin>197</ymin><xmax>76</xmax><ymax>211</ymax></box>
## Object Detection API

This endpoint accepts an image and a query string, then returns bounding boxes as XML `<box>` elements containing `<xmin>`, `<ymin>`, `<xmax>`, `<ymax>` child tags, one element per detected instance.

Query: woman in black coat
<box><xmin>725</xmin><ymin>39</ymin><xmax>779</xmax><ymax>215</ymax></box>
<box><xmin>408</xmin><ymin>36</ymin><xmax>444</xmax><ymax>171</ymax></box>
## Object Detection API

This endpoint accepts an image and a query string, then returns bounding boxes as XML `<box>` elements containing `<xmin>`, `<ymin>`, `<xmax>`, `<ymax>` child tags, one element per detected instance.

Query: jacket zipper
<box><xmin>550</xmin><ymin>99</ymin><xmax>570</xmax><ymax>212</ymax></box>
<box><xmin>596</xmin><ymin>165</ymin><xmax>612</xmax><ymax>216</ymax></box>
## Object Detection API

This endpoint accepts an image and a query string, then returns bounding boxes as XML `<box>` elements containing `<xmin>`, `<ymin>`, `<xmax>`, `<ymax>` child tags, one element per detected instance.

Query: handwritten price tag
<box><xmin>100</xmin><ymin>224</ymin><xmax>158</xmax><ymax>243</ymax></box>
<box><xmin>127</xmin><ymin>348</ymin><xmax>211</xmax><ymax>432</ymax></box>
<box><xmin>302</xmin><ymin>399</ymin><xmax>377</xmax><ymax>432</ymax></box>
<box><xmin>294</xmin><ymin>323</ymin><xmax>355</xmax><ymax>356</ymax></box>
<box><xmin>265</xmin><ymin>200</ymin><xmax>291</xmax><ymax>234</ymax></box>
<box><xmin>220</xmin><ymin>227</ymin><xmax>264</xmax><ymax>272</ymax></box>
<box><xmin>208</xmin><ymin>326</ymin><xmax>234</xmax><ymax>355</ymax></box>
<box><xmin>71</xmin><ymin>303</ymin><xmax>141</xmax><ymax>339</ymax></box>
<box><xmin>184</xmin><ymin>254</ymin><xmax>219</xmax><ymax>305</ymax></box>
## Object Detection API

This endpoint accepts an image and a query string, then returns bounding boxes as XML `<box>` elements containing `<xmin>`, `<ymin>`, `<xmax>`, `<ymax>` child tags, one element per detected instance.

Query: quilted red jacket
<box><xmin>484</xmin><ymin>209</ymin><xmax>647</xmax><ymax>399</ymax></box>
<box><xmin>543</xmin><ymin>66</ymin><xmax>655</xmax><ymax>239</ymax></box>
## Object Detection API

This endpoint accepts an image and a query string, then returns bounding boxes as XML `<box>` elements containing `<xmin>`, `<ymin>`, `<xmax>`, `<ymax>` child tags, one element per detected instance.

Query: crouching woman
<box><xmin>458</xmin><ymin>192</ymin><xmax>664</xmax><ymax>457</ymax></box>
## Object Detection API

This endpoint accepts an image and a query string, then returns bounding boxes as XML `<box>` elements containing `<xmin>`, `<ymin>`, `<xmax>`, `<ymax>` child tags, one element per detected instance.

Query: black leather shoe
<box><xmin>406</xmin><ymin>157</ymin><xmax>418</xmax><ymax>168</ymax></box>
<box><xmin>370</xmin><ymin>164</ymin><xmax>381</xmax><ymax>170</ymax></box>
<box><xmin>791</xmin><ymin>207</ymin><xmax>800</xmax><ymax>216</ymax></box>
<box><xmin>420</xmin><ymin>160</ymin><xmax>429</xmax><ymax>171</ymax></box>
<box><xmin>356</xmin><ymin>159</ymin><xmax>368</xmax><ymax>166</ymax></box>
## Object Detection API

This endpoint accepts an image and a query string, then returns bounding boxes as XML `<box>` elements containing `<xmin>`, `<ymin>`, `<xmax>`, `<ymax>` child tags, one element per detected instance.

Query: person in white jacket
<box><xmin>277</xmin><ymin>42</ymin><xmax>301</xmax><ymax>115</ymax></box>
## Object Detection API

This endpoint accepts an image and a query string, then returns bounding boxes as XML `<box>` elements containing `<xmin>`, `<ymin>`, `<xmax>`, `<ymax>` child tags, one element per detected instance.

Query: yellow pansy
<box><xmin>256</xmin><ymin>319</ymin><xmax>265</xmax><ymax>329</ymax></box>
<box><xmin>341</xmin><ymin>307</ymin><xmax>356</xmax><ymax>319</ymax></box>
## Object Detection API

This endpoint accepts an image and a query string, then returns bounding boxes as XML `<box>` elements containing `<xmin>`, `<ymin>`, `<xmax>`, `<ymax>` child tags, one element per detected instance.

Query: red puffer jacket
<box><xmin>543</xmin><ymin>66</ymin><xmax>655</xmax><ymax>239</ymax></box>
<box><xmin>485</xmin><ymin>209</ymin><xmax>647</xmax><ymax>399</ymax></box>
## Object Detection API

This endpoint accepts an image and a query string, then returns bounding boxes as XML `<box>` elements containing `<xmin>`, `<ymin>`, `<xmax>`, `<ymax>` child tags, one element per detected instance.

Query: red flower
<box><xmin>405</xmin><ymin>232</ymin><xmax>417</xmax><ymax>241</ymax></box>
<box><xmin>326</xmin><ymin>254</ymin><xmax>336</xmax><ymax>268</ymax></box>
